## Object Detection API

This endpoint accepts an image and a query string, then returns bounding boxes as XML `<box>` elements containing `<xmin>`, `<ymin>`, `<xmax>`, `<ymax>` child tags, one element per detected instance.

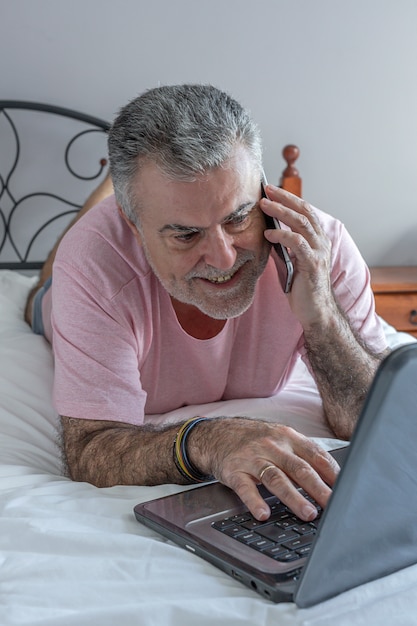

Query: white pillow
<box><xmin>0</xmin><ymin>270</ymin><xmax>37</xmax><ymax>329</ymax></box>
<box><xmin>0</xmin><ymin>270</ymin><xmax>61</xmax><ymax>474</ymax></box>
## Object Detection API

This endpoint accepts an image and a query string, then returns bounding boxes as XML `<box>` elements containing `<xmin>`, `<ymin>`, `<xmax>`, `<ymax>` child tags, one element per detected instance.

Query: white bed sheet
<box><xmin>1</xmin><ymin>270</ymin><xmax>417</xmax><ymax>626</ymax></box>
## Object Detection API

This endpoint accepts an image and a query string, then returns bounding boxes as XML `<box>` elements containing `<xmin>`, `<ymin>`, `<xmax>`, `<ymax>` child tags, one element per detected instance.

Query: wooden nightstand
<box><xmin>370</xmin><ymin>266</ymin><xmax>417</xmax><ymax>338</ymax></box>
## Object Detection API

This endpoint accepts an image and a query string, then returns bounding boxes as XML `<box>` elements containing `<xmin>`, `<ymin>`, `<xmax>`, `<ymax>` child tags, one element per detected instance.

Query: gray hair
<box><xmin>108</xmin><ymin>84</ymin><xmax>262</xmax><ymax>222</ymax></box>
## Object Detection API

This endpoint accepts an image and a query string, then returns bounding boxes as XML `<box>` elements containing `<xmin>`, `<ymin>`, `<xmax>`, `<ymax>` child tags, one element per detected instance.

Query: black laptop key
<box><xmin>241</xmin><ymin>517</ymin><xmax>272</xmax><ymax>530</ymax></box>
<box><xmin>257</xmin><ymin>525</ymin><xmax>299</xmax><ymax>543</ymax></box>
<box><xmin>262</xmin><ymin>544</ymin><xmax>300</xmax><ymax>561</ymax></box>
<box><xmin>250</xmin><ymin>537</ymin><xmax>276</xmax><ymax>552</ymax></box>
<box><xmin>236</xmin><ymin>531</ymin><xmax>262</xmax><ymax>545</ymax></box>
<box><xmin>292</xmin><ymin>524</ymin><xmax>316</xmax><ymax>535</ymax></box>
<box><xmin>221</xmin><ymin>525</ymin><xmax>254</xmax><ymax>539</ymax></box>
<box><xmin>276</xmin><ymin>517</ymin><xmax>299</xmax><ymax>530</ymax></box>
<box><xmin>212</xmin><ymin>518</ymin><xmax>238</xmax><ymax>531</ymax></box>
<box><xmin>282</xmin><ymin>534</ymin><xmax>314</xmax><ymax>551</ymax></box>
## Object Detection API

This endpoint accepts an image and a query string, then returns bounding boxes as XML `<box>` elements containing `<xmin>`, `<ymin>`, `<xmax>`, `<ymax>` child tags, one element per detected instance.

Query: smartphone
<box><xmin>261</xmin><ymin>175</ymin><xmax>294</xmax><ymax>293</ymax></box>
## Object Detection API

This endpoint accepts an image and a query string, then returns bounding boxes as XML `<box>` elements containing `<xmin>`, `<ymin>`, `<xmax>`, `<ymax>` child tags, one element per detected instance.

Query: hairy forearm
<box><xmin>61</xmin><ymin>416</ymin><xmax>190</xmax><ymax>487</ymax></box>
<box><xmin>60</xmin><ymin>413</ymin><xmax>340</xmax><ymax>523</ymax></box>
<box><xmin>304</xmin><ymin>305</ymin><xmax>388</xmax><ymax>440</ymax></box>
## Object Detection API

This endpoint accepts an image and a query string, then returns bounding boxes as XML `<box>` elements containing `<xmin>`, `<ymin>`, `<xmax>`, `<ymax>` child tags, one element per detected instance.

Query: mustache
<box><xmin>185</xmin><ymin>251</ymin><xmax>255</xmax><ymax>281</ymax></box>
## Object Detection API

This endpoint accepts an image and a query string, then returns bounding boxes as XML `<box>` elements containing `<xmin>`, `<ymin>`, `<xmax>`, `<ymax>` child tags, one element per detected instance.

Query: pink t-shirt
<box><xmin>46</xmin><ymin>196</ymin><xmax>387</xmax><ymax>425</ymax></box>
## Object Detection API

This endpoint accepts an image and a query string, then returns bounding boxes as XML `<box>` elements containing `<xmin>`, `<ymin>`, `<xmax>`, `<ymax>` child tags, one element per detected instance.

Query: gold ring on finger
<box><xmin>259</xmin><ymin>464</ymin><xmax>276</xmax><ymax>482</ymax></box>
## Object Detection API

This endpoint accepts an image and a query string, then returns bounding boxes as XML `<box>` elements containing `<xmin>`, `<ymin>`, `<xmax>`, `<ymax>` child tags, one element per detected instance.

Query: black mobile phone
<box><xmin>261</xmin><ymin>177</ymin><xmax>294</xmax><ymax>293</ymax></box>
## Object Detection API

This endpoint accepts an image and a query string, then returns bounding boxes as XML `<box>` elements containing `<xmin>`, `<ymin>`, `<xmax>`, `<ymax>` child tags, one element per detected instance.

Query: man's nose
<box><xmin>201</xmin><ymin>227</ymin><xmax>237</xmax><ymax>270</ymax></box>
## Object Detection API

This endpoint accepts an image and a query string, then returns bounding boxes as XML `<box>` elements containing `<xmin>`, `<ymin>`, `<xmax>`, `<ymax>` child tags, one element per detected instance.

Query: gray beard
<box><xmin>140</xmin><ymin>241</ymin><xmax>269</xmax><ymax>320</ymax></box>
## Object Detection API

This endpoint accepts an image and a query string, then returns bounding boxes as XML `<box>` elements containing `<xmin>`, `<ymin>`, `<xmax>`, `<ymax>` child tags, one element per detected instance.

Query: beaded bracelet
<box><xmin>173</xmin><ymin>417</ymin><xmax>214</xmax><ymax>483</ymax></box>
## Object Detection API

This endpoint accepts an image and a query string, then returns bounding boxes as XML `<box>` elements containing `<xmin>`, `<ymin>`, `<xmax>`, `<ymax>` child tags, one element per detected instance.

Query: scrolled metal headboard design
<box><xmin>0</xmin><ymin>101</ymin><xmax>110</xmax><ymax>270</ymax></box>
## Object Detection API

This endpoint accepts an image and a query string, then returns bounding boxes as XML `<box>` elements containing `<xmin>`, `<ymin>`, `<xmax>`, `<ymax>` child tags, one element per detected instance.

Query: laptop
<box><xmin>134</xmin><ymin>342</ymin><xmax>417</xmax><ymax>607</ymax></box>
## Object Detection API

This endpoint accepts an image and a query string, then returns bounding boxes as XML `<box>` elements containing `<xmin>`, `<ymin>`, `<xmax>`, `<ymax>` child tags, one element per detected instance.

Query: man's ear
<box><xmin>117</xmin><ymin>204</ymin><xmax>143</xmax><ymax>243</ymax></box>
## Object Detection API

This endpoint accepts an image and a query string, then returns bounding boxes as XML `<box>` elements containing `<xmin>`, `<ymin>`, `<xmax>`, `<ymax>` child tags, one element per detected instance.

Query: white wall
<box><xmin>1</xmin><ymin>0</ymin><xmax>417</xmax><ymax>265</ymax></box>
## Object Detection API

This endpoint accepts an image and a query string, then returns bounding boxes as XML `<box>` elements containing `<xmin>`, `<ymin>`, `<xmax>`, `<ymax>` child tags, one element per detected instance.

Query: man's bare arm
<box><xmin>303</xmin><ymin>303</ymin><xmax>389</xmax><ymax>440</ymax></box>
<box><xmin>61</xmin><ymin>416</ymin><xmax>186</xmax><ymax>486</ymax></box>
<box><xmin>61</xmin><ymin>415</ymin><xmax>340</xmax><ymax>522</ymax></box>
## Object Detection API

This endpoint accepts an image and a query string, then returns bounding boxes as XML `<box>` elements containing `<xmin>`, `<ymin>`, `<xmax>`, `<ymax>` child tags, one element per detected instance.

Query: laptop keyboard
<box><xmin>212</xmin><ymin>493</ymin><xmax>322</xmax><ymax>562</ymax></box>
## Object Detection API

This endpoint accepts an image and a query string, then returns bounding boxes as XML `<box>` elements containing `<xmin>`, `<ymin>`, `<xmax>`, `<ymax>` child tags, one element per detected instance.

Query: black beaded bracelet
<box><xmin>173</xmin><ymin>417</ymin><xmax>214</xmax><ymax>483</ymax></box>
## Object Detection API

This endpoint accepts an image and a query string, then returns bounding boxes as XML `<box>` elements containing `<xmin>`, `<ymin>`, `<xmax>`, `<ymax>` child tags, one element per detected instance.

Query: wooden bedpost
<box><xmin>280</xmin><ymin>144</ymin><xmax>302</xmax><ymax>197</ymax></box>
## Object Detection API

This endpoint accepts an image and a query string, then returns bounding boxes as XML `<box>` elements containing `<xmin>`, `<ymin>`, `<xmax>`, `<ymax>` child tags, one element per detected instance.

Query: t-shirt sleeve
<box><xmin>330</xmin><ymin>220</ymin><xmax>388</xmax><ymax>352</ymax></box>
<box><xmin>51</xmin><ymin>260</ymin><xmax>147</xmax><ymax>425</ymax></box>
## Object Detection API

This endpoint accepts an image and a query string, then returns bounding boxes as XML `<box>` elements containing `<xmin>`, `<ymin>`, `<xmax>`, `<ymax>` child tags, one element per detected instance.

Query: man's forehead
<box><xmin>134</xmin><ymin>157</ymin><xmax>261</xmax><ymax>224</ymax></box>
<box><xmin>134</xmin><ymin>146</ymin><xmax>261</xmax><ymax>189</ymax></box>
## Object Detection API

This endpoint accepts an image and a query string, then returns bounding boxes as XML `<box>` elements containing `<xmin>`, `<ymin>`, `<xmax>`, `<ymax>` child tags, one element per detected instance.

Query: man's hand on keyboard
<box><xmin>187</xmin><ymin>416</ymin><xmax>340</xmax><ymax>522</ymax></box>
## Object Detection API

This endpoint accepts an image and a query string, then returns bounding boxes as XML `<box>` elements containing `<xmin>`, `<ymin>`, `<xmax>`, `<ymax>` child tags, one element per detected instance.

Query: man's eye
<box><xmin>175</xmin><ymin>231</ymin><xmax>198</xmax><ymax>243</ymax></box>
<box><xmin>226</xmin><ymin>212</ymin><xmax>251</xmax><ymax>227</ymax></box>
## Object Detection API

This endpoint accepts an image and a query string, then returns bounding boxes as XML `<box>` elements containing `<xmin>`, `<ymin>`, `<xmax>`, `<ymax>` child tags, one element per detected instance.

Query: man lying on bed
<box><xmin>25</xmin><ymin>84</ymin><xmax>388</xmax><ymax>524</ymax></box>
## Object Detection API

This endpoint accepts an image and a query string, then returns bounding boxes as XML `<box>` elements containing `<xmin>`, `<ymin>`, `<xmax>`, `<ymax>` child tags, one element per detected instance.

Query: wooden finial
<box><xmin>282</xmin><ymin>145</ymin><xmax>300</xmax><ymax>176</ymax></box>
<box><xmin>280</xmin><ymin>144</ymin><xmax>302</xmax><ymax>197</ymax></box>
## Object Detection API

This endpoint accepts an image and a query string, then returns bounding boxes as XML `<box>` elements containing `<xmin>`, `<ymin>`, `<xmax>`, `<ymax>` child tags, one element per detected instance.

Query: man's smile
<box><xmin>206</xmin><ymin>273</ymin><xmax>234</xmax><ymax>284</ymax></box>
<box><xmin>190</xmin><ymin>262</ymin><xmax>248</xmax><ymax>289</ymax></box>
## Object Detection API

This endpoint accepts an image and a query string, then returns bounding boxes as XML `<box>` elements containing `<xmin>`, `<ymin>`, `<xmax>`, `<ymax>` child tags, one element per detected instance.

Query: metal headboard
<box><xmin>0</xmin><ymin>101</ymin><xmax>110</xmax><ymax>270</ymax></box>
